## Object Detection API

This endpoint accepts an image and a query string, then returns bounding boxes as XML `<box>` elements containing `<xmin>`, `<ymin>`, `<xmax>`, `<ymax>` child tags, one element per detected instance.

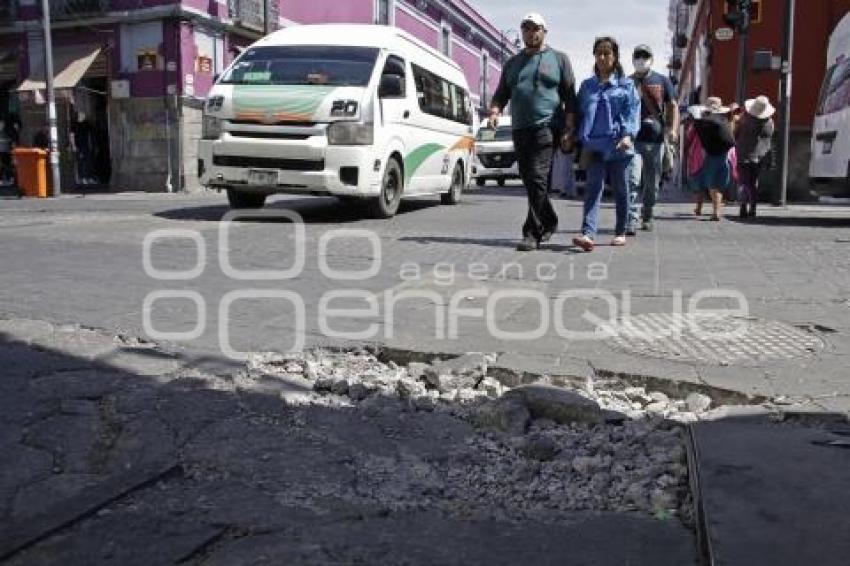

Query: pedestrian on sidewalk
<box><xmin>489</xmin><ymin>12</ymin><xmax>578</xmax><ymax>251</ymax></box>
<box><xmin>692</xmin><ymin>97</ymin><xmax>736</xmax><ymax>221</ymax></box>
<box><xmin>629</xmin><ymin>44</ymin><xmax>679</xmax><ymax>232</ymax></box>
<box><xmin>572</xmin><ymin>36</ymin><xmax>640</xmax><ymax>252</ymax></box>
<box><xmin>735</xmin><ymin>95</ymin><xmax>775</xmax><ymax>218</ymax></box>
<box><xmin>0</xmin><ymin>119</ymin><xmax>12</xmax><ymax>185</ymax></box>
<box><xmin>550</xmin><ymin>104</ymin><xmax>578</xmax><ymax>198</ymax></box>
<box><xmin>625</xmin><ymin>149</ymin><xmax>642</xmax><ymax>234</ymax></box>
<box><xmin>683</xmin><ymin>104</ymin><xmax>708</xmax><ymax>216</ymax></box>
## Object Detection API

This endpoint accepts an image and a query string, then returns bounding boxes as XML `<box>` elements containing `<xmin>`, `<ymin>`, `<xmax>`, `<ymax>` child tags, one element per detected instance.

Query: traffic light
<box><xmin>724</xmin><ymin>0</ymin><xmax>751</xmax><ymax>33</ymax></box>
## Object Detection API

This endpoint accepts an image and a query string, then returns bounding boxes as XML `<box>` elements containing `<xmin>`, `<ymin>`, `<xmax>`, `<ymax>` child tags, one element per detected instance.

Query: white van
<box><xmin>472</xmin><ymin>117</ymin><xmax>520</xmax><ymax>186</ymax></box>
<box><xmin>198</xmin><ymin>24</ymin><xmax>475</xmax><ymax>217</ymax></box>
<box><xmin>810</xmin><ymin>12</ymin><xmax>850</xmax><ymax>195</ymax></box>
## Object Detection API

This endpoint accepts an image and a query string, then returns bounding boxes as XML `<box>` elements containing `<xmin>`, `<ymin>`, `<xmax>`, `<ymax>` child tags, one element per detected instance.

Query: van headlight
<box><xmin>327</xmin><ymin>121</ymin><xmax>373</xmax><ymax>145</ymax></box>
<box><xmin>202</xmin><ymin>115</ymin><xmax>223</xmax><ymax>140</ymax></box>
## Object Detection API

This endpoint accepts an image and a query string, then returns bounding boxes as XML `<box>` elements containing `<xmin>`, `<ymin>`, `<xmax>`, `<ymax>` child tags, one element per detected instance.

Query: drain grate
<box><xmin>605</xmin><ymin>313</ymin><xmax>827</xmax><ymax>366</ymax></box>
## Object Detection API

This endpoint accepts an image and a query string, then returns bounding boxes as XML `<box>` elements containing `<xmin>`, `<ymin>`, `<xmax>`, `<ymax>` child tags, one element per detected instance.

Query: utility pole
<box><xmin>777</xmin><ymin>0</ymin><xmax>795</xmax><ymax>206</ymax></box>
<box><xmin>263</xmin><ymin>0</ymin><xmax>269</xmax><ymax>35</ymax></box>
<box><xmin>735</xmin><ymin>21</ymin><xmax>750</xmax><ymax>104</ymax></box>
<box><xmin>41</xmin><ymin>0</ymin><xmax>61</xmax><ymax>196</ymax></box>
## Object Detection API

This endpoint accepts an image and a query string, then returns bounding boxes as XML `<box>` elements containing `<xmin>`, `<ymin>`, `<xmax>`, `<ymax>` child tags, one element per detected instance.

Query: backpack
<box><xmin>634</xmin><ymin>73</ymin><xmax>667</xmax><ymax>142</ymax></box>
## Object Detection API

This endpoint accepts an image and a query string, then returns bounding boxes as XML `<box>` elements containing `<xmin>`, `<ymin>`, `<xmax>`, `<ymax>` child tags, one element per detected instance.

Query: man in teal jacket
<box><xmin>489</xmin><ymin>12</ymin><xmax>578</xmax><ymax>251</ymax></box>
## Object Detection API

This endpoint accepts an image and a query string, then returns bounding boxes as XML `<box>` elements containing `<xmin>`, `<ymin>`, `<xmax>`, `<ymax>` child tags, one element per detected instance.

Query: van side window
<box><xmin>412</xmin><ymin>63</ymin><xmax>470</xmax><ymax>125</ymax></box>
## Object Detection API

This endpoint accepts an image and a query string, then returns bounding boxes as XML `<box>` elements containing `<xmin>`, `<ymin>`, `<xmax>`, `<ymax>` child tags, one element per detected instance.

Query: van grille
<box><xmin>229</xmin><ymin>120</ymin><xmax>317</xmax><ymax>127</ymax></box>
<box><xmin>213</xmin><ymin>155</ymin><xmax>324</xmax><ymax>171</ymax></box>
<box><xmin>228</xmin><ymin>131</ymin><xmax>311</xmax><ymax>140</ymax></box>
<box><xmin>478</xmin><ymin>152</ymin><xmax>516</xmax><ymax>168</ymax></box>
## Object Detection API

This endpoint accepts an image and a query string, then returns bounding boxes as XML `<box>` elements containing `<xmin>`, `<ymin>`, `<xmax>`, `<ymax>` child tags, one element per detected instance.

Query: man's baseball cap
<box><xmin>521</xmin><ymin>12</ymin><xmax>547</xmax><ymax>29</ymax></box>
<box><xmin>633</xmin><ymin>44</ymin><xmax>653</xmax><ymax>57</ymax></box>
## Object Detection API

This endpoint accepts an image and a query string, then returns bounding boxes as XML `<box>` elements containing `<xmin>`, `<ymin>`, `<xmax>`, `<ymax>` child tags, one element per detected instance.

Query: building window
<box><xmin>441</xmin><ymin>23</ymin><xmax>451</xmax><ymax>56</ymax></box>
<box><xmin>120</xmin><ymin>21</ymin><xmax>164</xmax><ymax>73</ymax></box>
<box><xmin>376</xmin><ymin>0</ymin><xmax>393</xmax><ymax>25</ymax></box>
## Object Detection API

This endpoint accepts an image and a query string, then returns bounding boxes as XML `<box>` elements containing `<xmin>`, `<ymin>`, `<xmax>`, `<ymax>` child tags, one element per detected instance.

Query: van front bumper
<box><xmin>198</xmin><ymin>136</ymin><xmax>382</xmax><ymax>197</ymax></box>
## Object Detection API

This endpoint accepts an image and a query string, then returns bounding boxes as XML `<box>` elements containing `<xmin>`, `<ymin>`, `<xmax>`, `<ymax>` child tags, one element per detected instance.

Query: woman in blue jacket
<box><xmin>572</xmin><ymin>37</ymin><xmax>640</xmax><ymax>251</ymax></box>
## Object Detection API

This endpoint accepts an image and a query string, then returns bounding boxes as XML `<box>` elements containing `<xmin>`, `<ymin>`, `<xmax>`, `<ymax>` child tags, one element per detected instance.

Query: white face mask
<box><xmin>633</xmin><ymin>58</ymin><xmax>652</xmax><ymax>74</ymax></box>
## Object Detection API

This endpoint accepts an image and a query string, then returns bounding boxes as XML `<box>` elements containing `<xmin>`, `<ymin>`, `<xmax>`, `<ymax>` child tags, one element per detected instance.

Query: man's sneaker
<box><xmin>572</xmin><ymin>234</ymin><xmax>594</xmax><ymax>252</ymax></box>
<box><xmin>641</xmin><ymin>220</ymin><xmax>653</xmax><ymax>231</ymax></box>
<box><xmin>539</xmin><ymin>230</ymin><xmax>554</xmax><ymax>243</ymax></box>
<box><xmin>625</xmin><ymin>224</ymin><xmax>637</xmax><ymax>236</ymax></box>
<box><xmin>516</xmin><ymin>236</ymin><xmax>539</xmax><ymax>251</ymax></box>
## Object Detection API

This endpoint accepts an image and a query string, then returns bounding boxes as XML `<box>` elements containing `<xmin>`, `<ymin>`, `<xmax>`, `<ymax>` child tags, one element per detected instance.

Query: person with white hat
<box><xmin>489</xmin><ymin>12</ymin><xmax>578</xmax><ymax>251</ymax></box>
<box><xmin>734</xmin><ymin>95</ymin><xmax>776</xmax><ymax>218</ymax></box>
<box><xmin>691</xmin><ymin>96</ymin><xmax>736</xmax><ymax>220</ymax></box>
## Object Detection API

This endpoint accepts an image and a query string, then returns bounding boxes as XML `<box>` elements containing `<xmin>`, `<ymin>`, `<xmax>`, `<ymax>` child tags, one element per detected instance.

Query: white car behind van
<box><xmin>473</xmin><ymin>117</ymin><xmax>520</xmax><ymax>187</ymax></box>
<box><xmin>198</xmin><ymin>24</ymin><xmax>475</xmax><ymax>217</ymax></box>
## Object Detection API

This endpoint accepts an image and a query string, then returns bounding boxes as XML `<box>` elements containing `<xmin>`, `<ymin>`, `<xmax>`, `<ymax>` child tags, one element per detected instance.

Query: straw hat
<box><xmin>744</xmin><ymin>95</ymin><xmax>776</xmax><ymax>119</ymax></box>
<box><xmin>686</xmin><ymin>105</ymin><xmax>707</xmax><ymax>119</ymax></box>
<box><xmin>705</xmin><ymin>96</ymin><xmax>730</xmax><ymax>114</ymax></box>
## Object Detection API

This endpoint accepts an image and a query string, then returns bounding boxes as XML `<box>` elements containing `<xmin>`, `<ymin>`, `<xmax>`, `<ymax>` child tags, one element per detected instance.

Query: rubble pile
<box><xmin>244</xmin><ymin>349</ymin><xmax>702</xmax><ymax>522</ymax></box>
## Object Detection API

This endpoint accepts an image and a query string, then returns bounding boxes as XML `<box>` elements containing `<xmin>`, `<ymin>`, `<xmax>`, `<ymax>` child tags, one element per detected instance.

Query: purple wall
<box><xmin>395</xmin><ymin>8</ymin><xmax>439</xmax><ymax>48</ymax></box>
<box><xmin>282</xmin><ymin>0</ymin><xmax>373</xmax><ymax>24</ymax></box>
<box><xmin>487</xmin><ymin>61</ymin><xmax>500</xmax><ymax>98</ymax></box>
<box><xmin>451</xmin><ymin>40</ymin><xmax>480</xmax><ymax>94</ymax></box>
<box><xmin>179</xmin><ymin>0</ymin><xmax>210</xmax><ymax>12</ymax></box>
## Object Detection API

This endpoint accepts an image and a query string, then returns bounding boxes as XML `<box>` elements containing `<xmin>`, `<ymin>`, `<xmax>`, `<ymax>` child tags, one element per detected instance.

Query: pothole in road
<box><xmin>606</xmin><ymin>314</ymin><xmax>827</xmax><ymax>366</ymax></box>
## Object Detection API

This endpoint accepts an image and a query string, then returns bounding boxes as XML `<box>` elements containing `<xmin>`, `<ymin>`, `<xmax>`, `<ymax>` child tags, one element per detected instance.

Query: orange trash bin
<box><xmin>12</xmin><ymin>148</ymin><xmax>49</xmax><ymax>198</ymax></box>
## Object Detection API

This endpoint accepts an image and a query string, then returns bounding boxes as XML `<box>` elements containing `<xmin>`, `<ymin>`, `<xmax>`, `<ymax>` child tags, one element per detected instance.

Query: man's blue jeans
<box><xmin>626</xmin><ymin>151</ymin><xmax>643</xmax><ymax>230</ymax></box>
<box><xmin>581</xmin><ymin>156</ymin><xmax>631</xmax><ymax>239</ymax></box>
<box><xmin>636</xmin><ymin>142</ymin><xmax>663</xmax><ymax>221</ymax></box>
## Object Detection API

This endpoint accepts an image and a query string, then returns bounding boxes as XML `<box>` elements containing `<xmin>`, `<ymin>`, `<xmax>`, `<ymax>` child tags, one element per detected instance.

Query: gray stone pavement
<box><xmin>1</xmin><ymin>185</ymin><xmax>849</xmax><ymax>563</ymax></box>
<box><xmin>692</xmin><ymin>415</ymin><xmax>850</xmax><ymax>566</ymax></box>
<box><xmin>0</xmin><ymin>186</ymin><xmax>847</xmax><ymax>413</ymax></box>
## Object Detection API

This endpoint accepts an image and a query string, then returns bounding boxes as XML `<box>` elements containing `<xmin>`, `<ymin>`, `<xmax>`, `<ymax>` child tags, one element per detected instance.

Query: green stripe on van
<box><xmin>403</xmin><ymin>143</ymin><xmax>444</xmax><ymax>184</ymax></box>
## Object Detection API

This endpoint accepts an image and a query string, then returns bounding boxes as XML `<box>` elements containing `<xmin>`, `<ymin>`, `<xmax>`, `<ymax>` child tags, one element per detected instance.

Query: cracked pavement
<box><xmin>1</xmin><ymin>187</ymin><xmax>849</xmax><ymax>563</ymax></box>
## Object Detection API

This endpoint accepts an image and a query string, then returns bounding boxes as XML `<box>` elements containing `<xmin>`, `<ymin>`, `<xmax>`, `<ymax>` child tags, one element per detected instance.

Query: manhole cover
<box><xmin>605</xmin><ymin>314</ymin><xmax>826</xmax><ymax>366</ymax></box>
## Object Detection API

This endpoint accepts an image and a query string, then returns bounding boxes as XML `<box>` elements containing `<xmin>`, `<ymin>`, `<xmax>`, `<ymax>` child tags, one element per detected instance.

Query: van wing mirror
<box><xmin>383</xmin><ymin>58</ymin><xmax>406</xmax><ymax>77</ymax></box>
<box><xmin>213</xmin><ymin>73</ymin><xmax>220</xmax><ymax>83</ymax></box>
<box><xmin>379</xmin><ymin>75</ymin><xmax>404</xmax><ymax>98</ymax></box>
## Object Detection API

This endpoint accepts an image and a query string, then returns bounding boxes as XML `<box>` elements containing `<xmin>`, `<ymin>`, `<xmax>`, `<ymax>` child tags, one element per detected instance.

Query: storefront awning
<box><xmin>17</xmin><ymin>46</ymin><xmax>102</xmax><ymax>91</ymax></box>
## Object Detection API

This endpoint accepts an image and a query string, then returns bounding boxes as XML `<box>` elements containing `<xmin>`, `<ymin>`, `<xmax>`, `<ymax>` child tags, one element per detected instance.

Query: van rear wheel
<box><xmin>370</xmin><ymin>158</ymin><xmax>402</xmax><ymax>218</ymax></box>
<box><xmin>476</xmin><ymin>177</ymin><xmax>485</xmax><ymax>187</ymax></box>
<box><xmin>441</xmin><ymin>162</ymin><xmax>463</xmax><ymax>205</ymax></box>
<box><xmin>227</xmin><ymin>189</ymin><xmax>266</xmax><ymax>209</ymax></box>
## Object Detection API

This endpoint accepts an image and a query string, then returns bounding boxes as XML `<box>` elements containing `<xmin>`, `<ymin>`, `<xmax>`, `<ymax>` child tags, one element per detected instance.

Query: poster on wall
<box><xmin>196</xmin><ymin>56</ymin><xmax>213</xmax><ymax>74</ymax></box>
<box><xmin>137</xmin><ymin>49</ymin><xmax>158</xmax><ymax>71</ymax></box>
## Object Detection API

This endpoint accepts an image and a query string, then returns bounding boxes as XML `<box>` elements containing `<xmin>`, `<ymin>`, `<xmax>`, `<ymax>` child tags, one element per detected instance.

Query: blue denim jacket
<box><xmin>577</xmin><ymin>74</ymin><xmax>640</xmax><ymax>161</ymax></box>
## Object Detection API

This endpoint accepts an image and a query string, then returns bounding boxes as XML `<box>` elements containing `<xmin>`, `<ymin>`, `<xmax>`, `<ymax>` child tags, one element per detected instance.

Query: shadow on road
<box><xmin>0</xmin><ymin>328</ymin><xmax>698</xmax><ymax>565</ymax></box>
<box><xmin>153</xmin><ymin>195</ymin><xmax>448</xmax><ymax>224</ymax></box>
<box><xmin>725</xmin><ymin>215</ymin><xmax>850</xmax><ymax>228</ymax></box>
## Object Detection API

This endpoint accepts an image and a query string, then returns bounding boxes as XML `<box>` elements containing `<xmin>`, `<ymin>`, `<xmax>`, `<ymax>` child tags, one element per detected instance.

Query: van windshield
<box><xmin>817</xmin><ymin>58</ymin><xmax>850</xmax><ymax>115</ymax></box>
<box><xmin>477</xmin><ymin>126</ymin><xmax>513</xmax><ymax>142</ymax></box>
<box><xmin>220</xmin><ymin>46</ymin><xmax>379</xmax><ymax>86</ymax></box>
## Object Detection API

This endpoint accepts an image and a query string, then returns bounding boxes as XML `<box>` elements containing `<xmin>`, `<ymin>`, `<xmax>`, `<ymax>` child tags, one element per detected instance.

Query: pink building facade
<box><xmin>0</xmin><ymin>0</ymin><xmax>514</xmax><ymax>191</ymax></box>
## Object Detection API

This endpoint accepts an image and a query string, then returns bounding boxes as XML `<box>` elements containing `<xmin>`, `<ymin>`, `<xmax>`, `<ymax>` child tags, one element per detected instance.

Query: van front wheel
<box><xmin>227</xmin><ymin>189</ymin><xmax>266</xmax><ymax>209</ymax></box>
<box><xmin>371</xmin><ymin>158</ymin><xmax>402</xmax><ymax>218</ymax></box>
<box><xmin>441</xmin><ymin>162</ymin><xmax>463</xmax><ymax>205</ymax></box>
